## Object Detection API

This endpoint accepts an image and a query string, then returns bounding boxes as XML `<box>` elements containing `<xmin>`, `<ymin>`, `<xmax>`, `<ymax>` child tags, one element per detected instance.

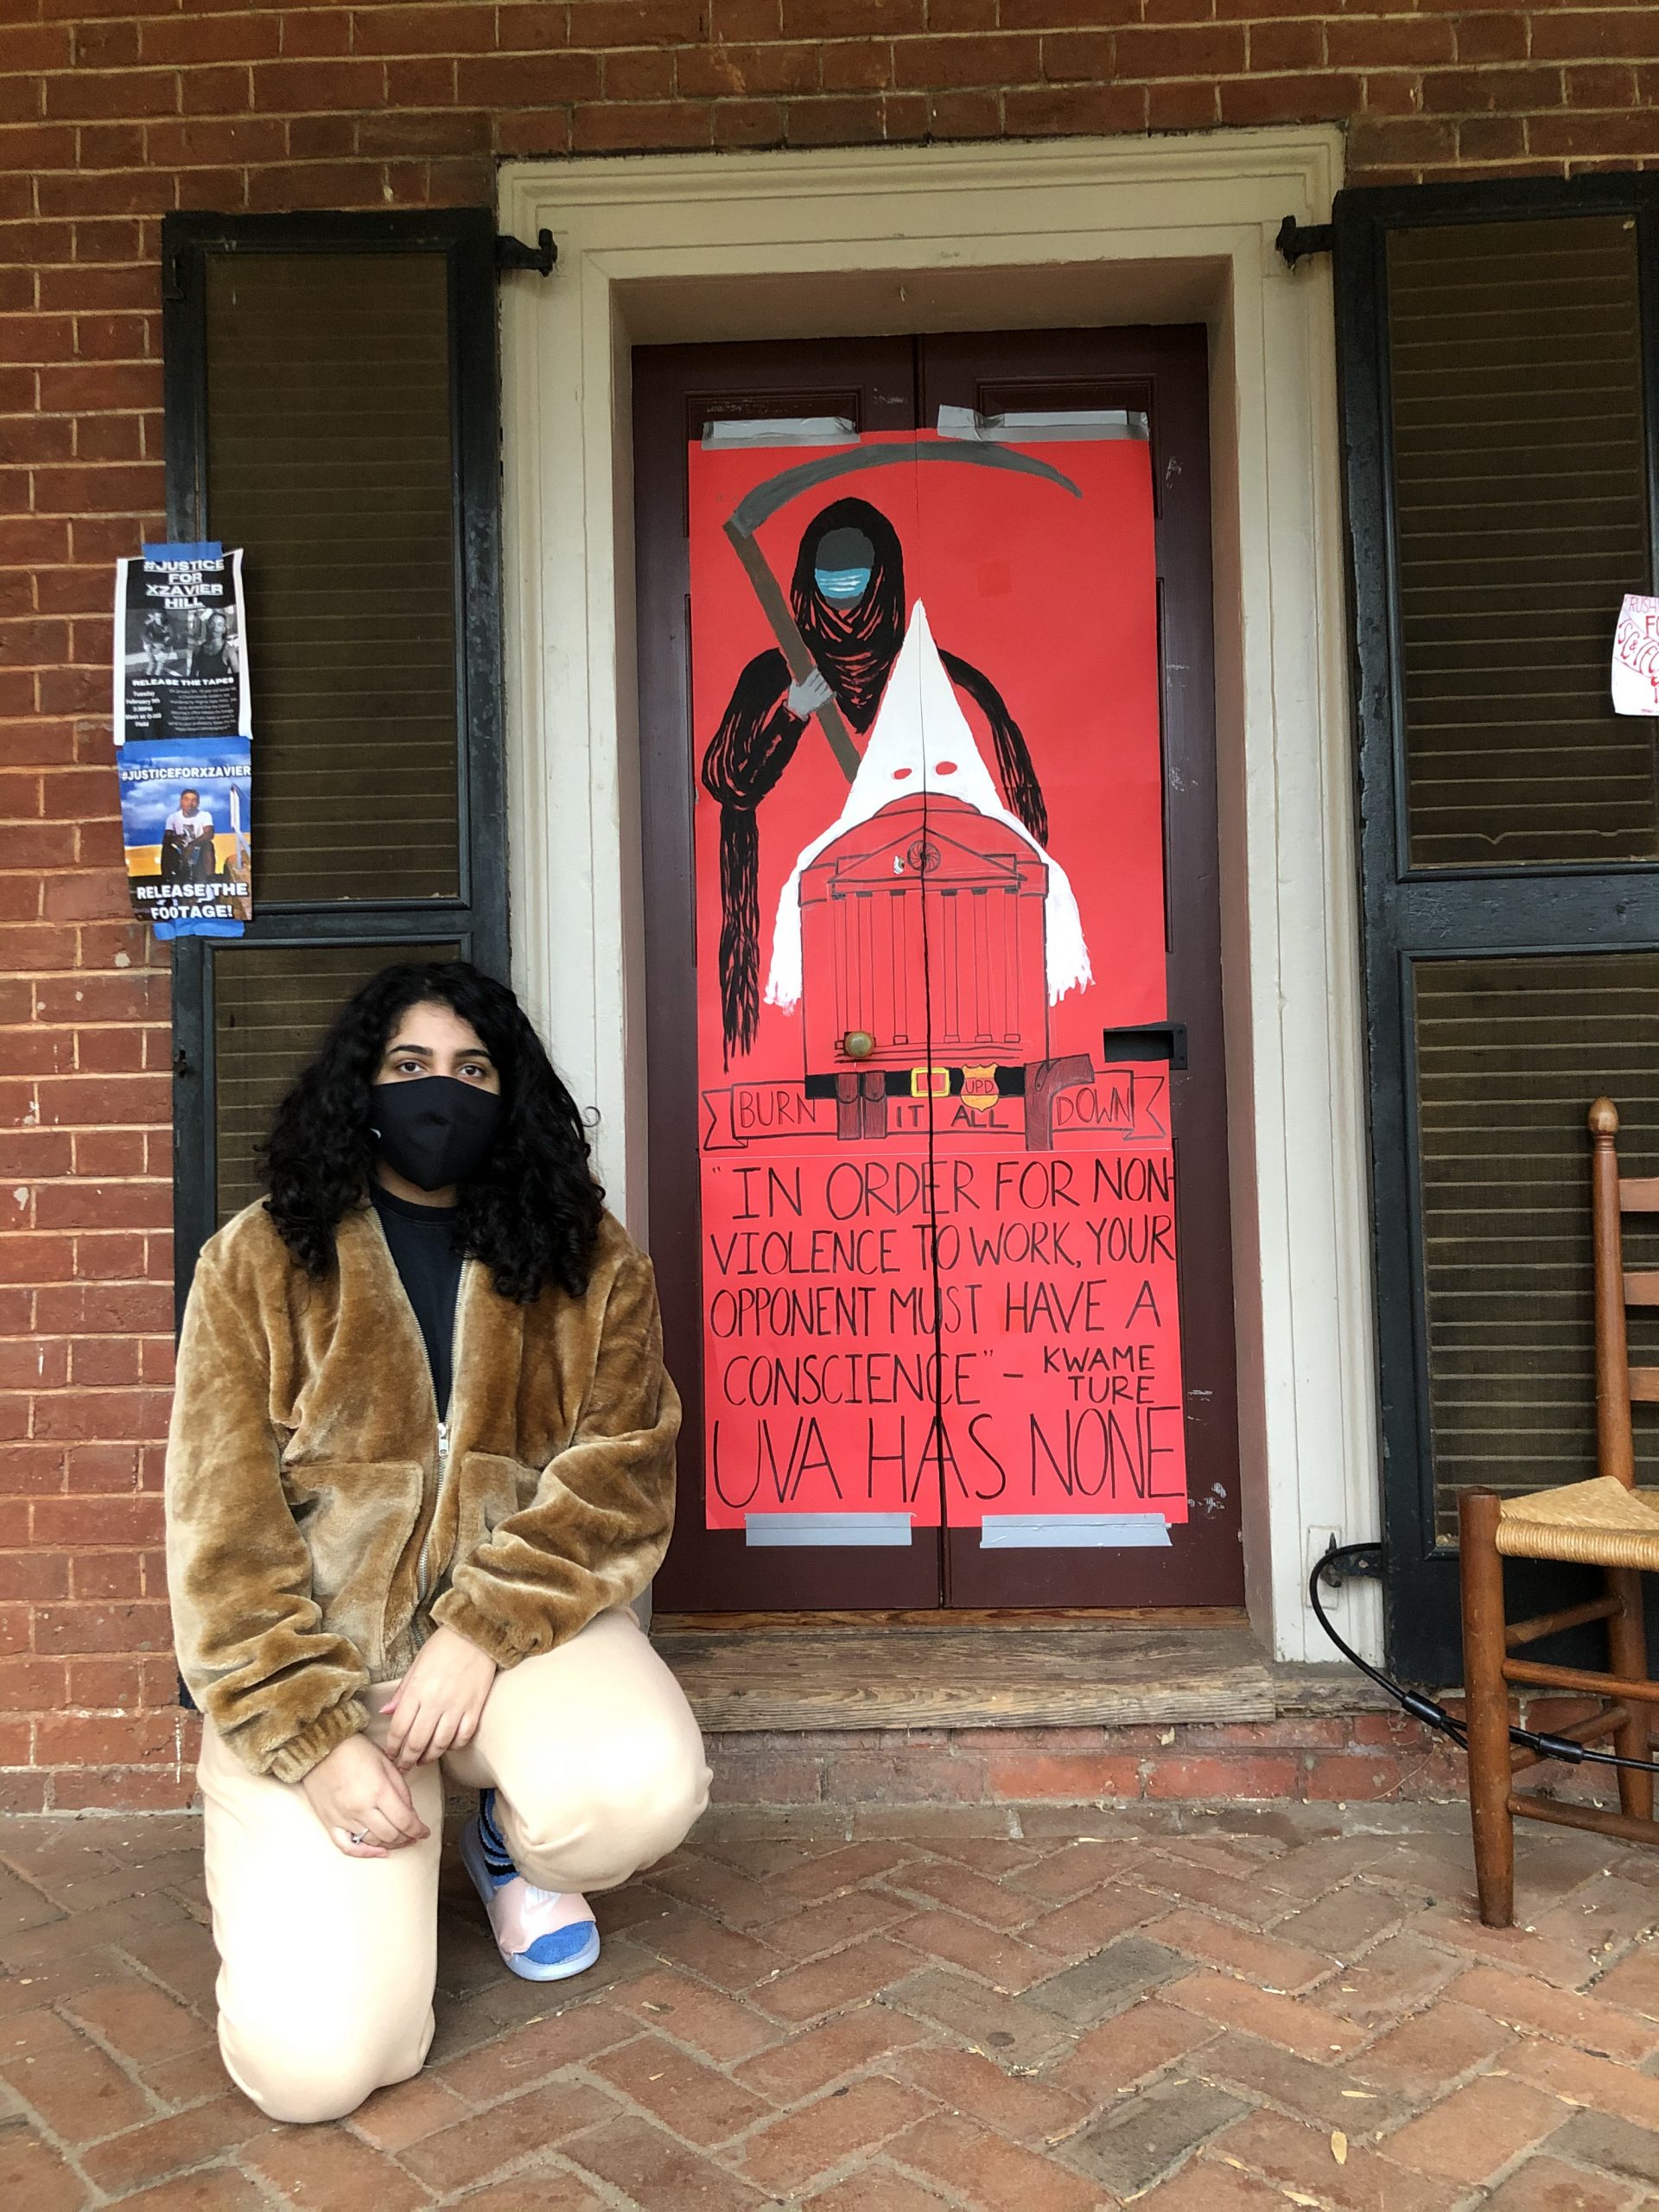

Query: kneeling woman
<box><xmin>166</xmin><ymin>961</ymin><xmax>709</xmax><ymax>2124</ymax></box>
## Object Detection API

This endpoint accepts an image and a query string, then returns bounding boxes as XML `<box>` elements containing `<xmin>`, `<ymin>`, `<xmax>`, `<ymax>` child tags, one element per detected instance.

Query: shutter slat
<box><xmin>204</xmin><ymin>252</ymin><xmax>461</xmax><ymax>904</ymax></box>
<box><xmin>1414</xmin><ymin>954</ymin><xmax>1659</xmax><ymax>1542</ymax></box>
<box><xmin>1386</xmin><ymin>216</ymin><xmax>1655</xmax><ymax>869</ymax></box>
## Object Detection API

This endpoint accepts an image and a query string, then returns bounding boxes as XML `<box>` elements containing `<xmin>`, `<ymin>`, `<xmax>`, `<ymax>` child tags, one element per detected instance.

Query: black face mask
<box><xmin>371</xmin><ymin>1077</ymin><xmax>501</xmax><ymax>1192</ymax></box>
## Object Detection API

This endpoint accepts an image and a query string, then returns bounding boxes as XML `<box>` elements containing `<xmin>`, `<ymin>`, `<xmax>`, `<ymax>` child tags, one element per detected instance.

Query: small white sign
<box><xmin>1612</xmin><ymin>593</ymin><xmax>1659</xmax><ymax>716</ymax></box>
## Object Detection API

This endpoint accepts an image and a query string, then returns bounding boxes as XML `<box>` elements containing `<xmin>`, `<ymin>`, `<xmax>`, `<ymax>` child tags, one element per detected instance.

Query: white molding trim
<box><xmin>497</xmin><ymin>127</ymin><xmax>1380</xmax><ymax>1663</ymax></box>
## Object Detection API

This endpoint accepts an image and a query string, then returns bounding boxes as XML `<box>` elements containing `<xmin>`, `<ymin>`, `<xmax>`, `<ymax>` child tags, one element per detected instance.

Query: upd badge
<box><xmin>961</xmin><ymin>1065</ymin><xmax>999</xmax><ymax>1113</ymax></box>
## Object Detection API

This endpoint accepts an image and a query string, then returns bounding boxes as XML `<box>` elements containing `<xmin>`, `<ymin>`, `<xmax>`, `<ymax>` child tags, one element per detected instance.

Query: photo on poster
<box><xmin>116</xmin><ymin>738</ymin><xmax>251</xmax><ymax>929</ymax></box>
<box><xmin>688</xmin><ymin>428</ymin><xmax>1186</xmax><ymax>1539</ymax></box>
<box><xmin>113</xmin><ymin>547</ymin><xmax>251</xmax><ymax>744</ymax></box>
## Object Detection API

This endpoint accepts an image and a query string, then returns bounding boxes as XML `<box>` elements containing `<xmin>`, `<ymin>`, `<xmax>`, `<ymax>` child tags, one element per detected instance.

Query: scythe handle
<box><xmin>724</xmin><ymin>521</ymin><xmax>860</xmax><ymax>783</ymax></box>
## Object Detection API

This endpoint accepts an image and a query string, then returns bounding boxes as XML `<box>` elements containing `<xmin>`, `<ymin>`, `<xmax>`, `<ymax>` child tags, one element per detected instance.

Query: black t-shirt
<box><xmin>371</xmin><ymin>1183</ymin><xmax>463</xmax><ymax>1419</ymax></box>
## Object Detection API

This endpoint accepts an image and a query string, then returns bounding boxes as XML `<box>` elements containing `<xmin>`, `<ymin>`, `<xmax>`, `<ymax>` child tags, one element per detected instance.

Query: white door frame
<box><xmin>497</xmin><ymin>127</ymin><xmax>1381</xmax><ymax>1664</ymax></box>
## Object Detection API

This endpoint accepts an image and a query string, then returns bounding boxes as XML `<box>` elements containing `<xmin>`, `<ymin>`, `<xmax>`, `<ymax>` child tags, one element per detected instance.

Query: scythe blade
<box><xmin>721</xmin><ymin>439</ymin><xmax>1084</xmax><ymax>785</ymax></box>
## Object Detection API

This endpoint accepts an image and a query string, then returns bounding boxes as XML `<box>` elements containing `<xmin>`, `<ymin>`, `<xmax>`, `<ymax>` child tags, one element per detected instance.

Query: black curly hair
<box><xmin>262</xmin><ymin>960</ymin><xmax>604</xmax><ymax>1303</ymax></box>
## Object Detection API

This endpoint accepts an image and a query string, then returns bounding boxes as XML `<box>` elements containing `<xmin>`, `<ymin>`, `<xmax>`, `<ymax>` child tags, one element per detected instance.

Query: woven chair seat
<box><xmin>1495</xmin><ymin>1476</ymin><xmax>1659</xmax><ymax>1572</ymax></box>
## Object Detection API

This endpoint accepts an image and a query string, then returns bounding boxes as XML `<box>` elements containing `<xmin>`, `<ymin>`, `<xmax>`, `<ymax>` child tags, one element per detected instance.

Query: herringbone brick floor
<box><xmin>3</xmin><ymin>1799</ymin><xmax>1658</xmax><ymax>2209</ymax></box>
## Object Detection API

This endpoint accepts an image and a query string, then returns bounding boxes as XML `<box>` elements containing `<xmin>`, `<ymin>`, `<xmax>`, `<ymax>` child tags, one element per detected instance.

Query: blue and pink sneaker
<box><xmin>460</xmin><ymin>1789</ymin><xmax>601</xmax><ymax>1983</ymax></box>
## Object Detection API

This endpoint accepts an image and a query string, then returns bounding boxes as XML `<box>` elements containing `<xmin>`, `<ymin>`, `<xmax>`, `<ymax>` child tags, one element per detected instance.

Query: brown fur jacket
<box><xmin>165</xmin><ymin>1198</ymin><xmax>680</xmax><ymax>1783</ymax></box>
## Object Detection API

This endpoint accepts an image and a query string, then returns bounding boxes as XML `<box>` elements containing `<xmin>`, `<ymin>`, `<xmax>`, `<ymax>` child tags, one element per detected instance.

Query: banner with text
<box><xmin>689</xmin><ymin>427</ymin><xmax>1184</xmax><ymax>1535</ymax></box>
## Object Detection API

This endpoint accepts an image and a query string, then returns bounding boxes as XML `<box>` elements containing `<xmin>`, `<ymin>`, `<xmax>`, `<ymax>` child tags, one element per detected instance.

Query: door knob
<box><xmin>843</xmin><ymin>1031</ymin><xmax>876</xmax><ymax>1059</ymax></box>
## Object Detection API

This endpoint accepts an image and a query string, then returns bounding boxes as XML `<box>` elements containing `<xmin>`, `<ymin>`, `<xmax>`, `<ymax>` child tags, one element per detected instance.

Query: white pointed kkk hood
<box><xmin>765</xmin><ymin>600</ymin><xmax>1092</xmax><ymax>1011</ymax></box>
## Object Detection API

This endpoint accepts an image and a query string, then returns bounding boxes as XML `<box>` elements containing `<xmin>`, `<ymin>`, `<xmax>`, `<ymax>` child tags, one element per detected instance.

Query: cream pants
<box><xmin>197</xmin><ymin>1607</ymin><xmax>710</xmax><ymax>2125</ymax></box>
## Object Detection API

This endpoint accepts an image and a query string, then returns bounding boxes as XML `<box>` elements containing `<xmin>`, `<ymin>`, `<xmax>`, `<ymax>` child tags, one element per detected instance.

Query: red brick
<box><xmin>64</xmin><ymin>1654</ymin><xmax>149</xmax><ymax>1705</ymax></box>
<box><xmin>79</xmin><ymin>2099</ymin><xmax>266</xmax><ymax>2196</ymax></box>
<box><xmin>53</xmin><ymin>1764</ymin><xmax>197</xmax><ymax>1812</ymax></box>
<box><xmin>1382</xmin><ymin>2074</ymin><xmax>1569</xmax><ymax>2183</ymax></box>
<box><xmin>1528</xmin><ymin>108</ymin><xmax>1659</xmax><ymax>156</ymax></box>
<box><xmin>897</xmin><ymin>2042</ymin><xmax>1085</xmax><ymax>2141</ymax></box>
<box><xmin>32</xmin><ymin>1494</ymin><xmax>162</xmax><ymax>1546</ymax></box>
<box><xmin>1351</xmin><ymin>2001</ymin><xmax>1516</xmax><ymax>2094</ymax></box>
<box><xmin>1332</xmin><ymin>16</ymin><xmax>1460</xmax><ymax>70</ymax></box>
<box><xmin>349</xmin><ymin>2073</ymin><xmax>472</xmax><ymax>2153</ymax></box>
<box><xmin>565</xmin><ymin>2114</ymin><xmax>772</xmax><ymax>2211</ymax></box>
<box><xmin>435</xmin><ymin>2003</ymin><xmax>641</xmax><ymax>2104</ymax></box>
<box><xmin>1219</xmin><ymin>71</ymin><xmax>1356</xmax><ymax>125</ymax></box>
<box><xmin>1214</xmin><ymin>2108</ymin><xmax>1464</xmax><ymax>2212</ymax></box>
<box><xmin>243</xmin><ymin>2123</ymin><xmax>438</xmax><ymax>2210</ymax></box>
<box><xmin>0</xmin><ymin>2120</ymin><xmax>89</xmax><ymax>2209</ymax></box>
<box><xmin>1115</xmin><ymin>22</ymin><xmax>1247</xmax><ymax>77</ymax></box>
<box><xmin>0</xmin><ymin>1656</ymin><xmax>68</xmax><ymax>1707</ymax></box>
<box><xmin>893</xmin><ymin>2111</ymin><xmax>1098</xmax><ymax>2212</ymax></box>
<box><xmin>34</xmin><ymin>1711</ymin><xmax>181</xmax><ymax>1767</ymax></box>
<box><xmin>1247</xmin><ymin>17</ymin><xmax>1324</xmax><ymax>73</ymax></box>
<box><xmin>893</xmin><ymin>32</ymin><xmax>1039</xmax><ymax>86</ymax></box>
<box><xmin>735</xmin><ymin>2005</ymin><xmax>925</xmax><ymax>2100</ymax></box>
<box><xmin>573</xmin><ymin>98</ymin><xmax>715</xmax><ymax>149</ymax></box>
<box><xmin>713</xmin><ymin>99</ymin><xmax>788</xmax><ymax>145</ymax></box>
<box><xmin>741</xmin><ymin>2075</ymin><xmax>932</xmax><ymax>2192</ymax></box>
<box><xmin>593</xmin><ymin>2034</ymin><xmax>772</xmax><ymax>2148</ymax></box>
<box><xmin>1145</xmin><ymin>1754</ymin><xmax>1299</xmax><ymax>1801</ymax></box>
<box><xmin>458</xmin><ymin>50</ymin><xmax>601</xmax><ymax>103</ymax></box>
<box><xmin>0</xmin><ymin>2021</ymin><xmax>152</xmax><ymax>2143</ymax></box>
<box><xmin>1507</xmin><ymin>2035</ymin><xmax>1659</xmax><ymax>2131</ymax></box>
<box><xmin>139</xmin><ymin>14</ymin><xmax>283</xmax><ymax>65</ymax></box>
<box><xmin>1480</xmin><ymin>2160</ymin><xmax>1640</xmax><ymax>2212</ymax></box>
<box><xmin>809</xmin><ymin>2171</ymin><xmax>956</xmax><ymax>2212</ymax></box>
<box><xmin>1165</xmin><ymin>1969</ymin><xmax>1368</xmax><ymax>2060</ymax></box>
<box><xmin>920</xmin><ymin>88</ymin><xmax>995</xmax><ymax>137</ymax></box>
<box><xmin>34</xmin><ymin>1599</ymin><xmax>174</xmax><ymax>1654</ymax></box>
<box><xmin>249</xmin><ymin>60</ymin><xmax>387</xmax><ymax>110</ymax></box>
<box><xmin>352</xmin><ymin>3</ymin><xmax>503</xmax><ymax>54</ymax></box>
<box><xmin>1531</xmin><ymin>10</ymin><xmax>1659</xmax><ymax>62</ymax></box>
<box><xmin>983</xmin><ymin>1747</ymin><xmax>1142</xmax><ymax>1800</ymax></box>
<box><xmin>603</xmin><ymin>48</ymin><xmax>679</xmax><ymax>99</ymax></box>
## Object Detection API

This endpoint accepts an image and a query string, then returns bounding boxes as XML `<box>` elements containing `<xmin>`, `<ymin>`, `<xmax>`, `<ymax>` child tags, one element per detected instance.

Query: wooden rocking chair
<box><xmin>1459</xmin><ymin>1097</ymin><xmax>1659</xmax><ymax>1926</ymax></box>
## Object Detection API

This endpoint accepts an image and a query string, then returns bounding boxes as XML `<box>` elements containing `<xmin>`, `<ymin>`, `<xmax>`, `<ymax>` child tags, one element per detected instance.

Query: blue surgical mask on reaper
<box><xmin>813</xmin><ymin>524</ymin><xmax>875</xmax><ymax>604</ymax></box>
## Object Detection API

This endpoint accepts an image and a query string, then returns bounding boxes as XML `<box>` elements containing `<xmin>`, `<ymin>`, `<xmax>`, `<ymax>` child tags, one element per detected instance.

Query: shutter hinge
<box><xmin>162</xmin><ymin>248</ymin><xmax>188</xmax><ymax>304</ymax></box>
<box><xmin>1275</xmin><ymin>215</ymin><xmax>1335</xmax><ymax>269</ymax></box>
<box><xmin>494</xmin><ymin>228</ymin><xmax>556</xmax><ymax>278</ymax></box>
<box><xmin>1316</xmin><ymin>1538</ymin><xmax>1385</xmax><ymax>1586</ymax></box>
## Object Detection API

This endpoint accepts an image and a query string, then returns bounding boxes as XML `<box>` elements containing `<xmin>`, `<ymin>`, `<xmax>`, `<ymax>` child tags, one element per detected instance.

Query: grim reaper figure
<box><xmin>701</xmin><ymin>497</ymin><xmax>1049</xmax><ymax>1063</ymax></box>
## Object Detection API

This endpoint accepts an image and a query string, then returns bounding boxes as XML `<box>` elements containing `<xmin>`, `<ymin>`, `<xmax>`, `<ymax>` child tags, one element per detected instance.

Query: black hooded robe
<box><xmin>701</xmin><ymin>497</ymin><xmax>1048</xmax><ymax>1063</ymax></box>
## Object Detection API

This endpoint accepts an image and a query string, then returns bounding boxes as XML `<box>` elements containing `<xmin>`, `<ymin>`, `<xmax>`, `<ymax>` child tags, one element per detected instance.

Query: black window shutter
<box><xmin>161</xmin><ymin>211</ymin><xmax>508</xmax><ymax>1313</ymax></box>
<box><xmin>1338</xmin><ymin>176</ymin><xmax>1659</xmax><ymax>1681</ymax></box>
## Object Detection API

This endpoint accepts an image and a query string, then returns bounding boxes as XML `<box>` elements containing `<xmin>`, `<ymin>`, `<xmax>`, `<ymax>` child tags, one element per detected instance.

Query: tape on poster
<box><xmin>979</xmin><ymin>1514</ymin><xmax>1172</xmax><ymax>1549</ymax></box>
<box><xmin>745</xmin><ymin>1512</ymin><xmax>913</xmax><ymax>1548</ymax></box>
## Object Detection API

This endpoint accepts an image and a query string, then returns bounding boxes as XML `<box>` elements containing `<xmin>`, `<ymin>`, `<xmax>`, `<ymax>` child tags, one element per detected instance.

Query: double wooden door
<box><xmin>636</xmin><ymin>327</ymin><xmax>1240</xmax><ymax>1613</ymax></box>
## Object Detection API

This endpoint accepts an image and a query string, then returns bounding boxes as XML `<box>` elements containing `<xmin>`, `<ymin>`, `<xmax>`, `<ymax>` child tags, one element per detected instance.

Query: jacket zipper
<box><xmin>415</xmin><ymin>1418</ymin><xmax>448</xmax><ymax>1606</ymax></box>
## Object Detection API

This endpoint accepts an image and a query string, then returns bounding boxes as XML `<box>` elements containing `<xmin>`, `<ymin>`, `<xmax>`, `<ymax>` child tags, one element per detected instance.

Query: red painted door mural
<box><xmin>689</xmin><ymin>423</ymin><xmax>1186</xmax><ymax>1551</ymax></box>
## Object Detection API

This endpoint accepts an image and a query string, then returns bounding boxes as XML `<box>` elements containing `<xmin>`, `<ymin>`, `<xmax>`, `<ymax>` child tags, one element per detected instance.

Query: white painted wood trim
<box><xmin>496</xmin><ymin>128</ymin><xmax>1380</xmax><ymax>1663</ymax></box>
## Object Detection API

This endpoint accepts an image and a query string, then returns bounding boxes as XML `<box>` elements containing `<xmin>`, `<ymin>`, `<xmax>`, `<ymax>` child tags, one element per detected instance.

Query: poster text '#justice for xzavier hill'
<box><xmin>112</xmin><ymin>545</ymin><xmax>252</xmax><ymax>936</ymax></box>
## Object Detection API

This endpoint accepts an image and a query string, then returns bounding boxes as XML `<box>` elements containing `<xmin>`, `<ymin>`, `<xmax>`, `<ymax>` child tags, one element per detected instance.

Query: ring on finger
<box><xmin>348</xmin><ymin>1828</ymin><xmax>370</xmax><ymax>1846</ymax></box>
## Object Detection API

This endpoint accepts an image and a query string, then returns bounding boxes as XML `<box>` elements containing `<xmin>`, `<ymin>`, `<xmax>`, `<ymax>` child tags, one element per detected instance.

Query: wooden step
<box><xmin>651</xmin><ymin>1620</ymin><xmax>1275</xmax><ymax>1732</ymax></box>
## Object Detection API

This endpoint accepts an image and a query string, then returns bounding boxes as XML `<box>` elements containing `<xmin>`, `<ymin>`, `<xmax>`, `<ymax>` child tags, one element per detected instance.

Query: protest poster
<box><xmin>689</xmin><ymin>424</ymin><xmax>1186</xmax><ymax>1545</ymax></box>
<box><xmin>112</xmin><ymin>542</ymin><xmax>252</xmax><ymax>940</ymax></box>
<box><xmin>1612</xmin><ymin>594</ymin><xmax>1659</xmax><ymax>716</ymax></box>
<box><xmin>113</xmin><ymin>543</ymin><xmax>250</xmax><ymax>744</ymax></box>
<box><xmin>116</xmin><ymin>737</ymin><xmax>251</xmax><ymax>937</ymax></box>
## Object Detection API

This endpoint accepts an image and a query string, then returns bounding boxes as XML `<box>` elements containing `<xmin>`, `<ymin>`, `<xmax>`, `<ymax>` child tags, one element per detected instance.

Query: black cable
<box><xmin>1309</xmin><ymin>1540</ymin><xmax>1659</xmax><ymax>1779</ymax></box>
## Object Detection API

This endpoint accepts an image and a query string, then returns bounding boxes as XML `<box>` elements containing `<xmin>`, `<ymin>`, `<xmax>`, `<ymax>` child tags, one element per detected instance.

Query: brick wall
<box><xmin>4</xmin><ymin>0</ymin><xmax>1657</xmax><ymax>1810</ymax></box>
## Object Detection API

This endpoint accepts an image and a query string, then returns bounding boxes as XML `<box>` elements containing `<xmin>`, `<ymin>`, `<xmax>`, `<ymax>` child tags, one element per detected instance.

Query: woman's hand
<box><xmin>383</xmin><ymin>1624</ymin><xmax>499</xmax><ymax>1771</ymax></box>
<box><xmin>301</xmin><ymin>1734</ymin><xmax>431</xmax><ymax>1859</ymax></box>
